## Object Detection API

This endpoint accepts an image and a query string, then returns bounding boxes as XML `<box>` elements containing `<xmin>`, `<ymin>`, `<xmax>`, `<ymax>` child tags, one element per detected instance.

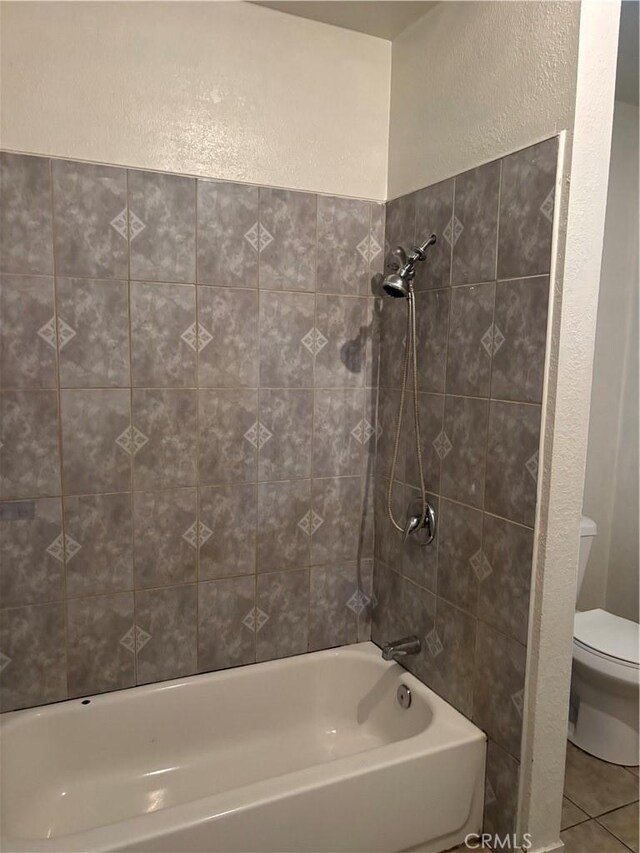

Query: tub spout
<box><xmin>381</xmin><ymin>636</ymin><xmax>422</xmax><ymax>661</ymax></box>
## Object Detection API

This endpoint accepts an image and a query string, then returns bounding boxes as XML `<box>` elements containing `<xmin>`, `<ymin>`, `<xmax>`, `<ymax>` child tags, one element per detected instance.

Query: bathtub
<box><xmin>0</xmin><ymin>642</ymin><xmax>485</xmax><ymax>853</ymax></box>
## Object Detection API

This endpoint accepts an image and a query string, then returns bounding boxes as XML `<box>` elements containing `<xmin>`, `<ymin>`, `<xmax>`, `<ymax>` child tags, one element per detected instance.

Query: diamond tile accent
<box><xmin>45</xmin><ymin>533</ymin><xmax>65</xmax><ymax>563</ymax></box>
<box><xmin>346</xmin><ymin>589</ymin><xmax>370</xmax><ymax>616</ymax></box>
<box><xmin>350</xmin><ymin>419</ymin><xmax>376</xmax><ymax>445</ymax></box>
<box><xmin>64</xmin><ymin>534</ymin><xmax>82</xmax><ymax>562</ymax></box>
<box><xmin>110</xmin><ymin>208</ymin><xmax>146</xmax><ymax>241</ymax></box>
<box><xmin>525</xmin><ymin>450</ymin><xmax>539</xmax><ymax>482</ymax></box>
<box><xmin>115</xmin><ymin>425</ymin><xmax>149</xmax><ymax>457</ymax></box>
<box><xmin>356</xmin><ymin>234</ymin><xmax>382</xmax><ymax>263</ymax></box>
<box><xmin>301</xmin><ymin>327</ymin><xmax>328</xmax><ymax>356</ymax></box>
<box><xmin>244</xmin><ymin>222</ymin><xmax>274</xmax><ymax>253</ymax></box>
<box><xmin>443</xmin><ymin>215</ymin><xmax>464</xmax><ymax>247</ymax></box>
<box><xmin>243</xmin><ymin>421</ymin><xmax>273</xmax><ymax>450</ymax></box>
<box><xmin>511</xmin><ymin>688</ymin><xmax>524</xmax><ymax>718</ymax></box>
<box><xmin>181</xmin><ymin>323</ymin><xmax>212</xmax><ymax>352</ymax></box>
<box><xmin>119</xmin><ymin>625</ymin><xmax>152</xmax><ymax>654</ymax></box>
<box><xmin>540</xmin><ymin>189</ymin><xmax>555</xmax><ymax>223</ymax></box>
<box><xmin>426</xmin><ymin>628</ymin><xmax>443</xmax><ymax>658</ymax></box>
<box><xmin>182</xmin><ymin>520</ymin><xmax>213</xmax><ymax>549</ymax></box>
<box><xmin>485</xmin><ymin>779</ymin><xmax>497</xmax><ymax>806</ymax></box>
<box><xmin>297</xmin><ymin>510</ymin><xmax>324</xmax><ymax>536</ymax></box>
<box><xmin>469</xmin><ymin>549</ymin><xmax>493</xmax><ymax>582</ymax></box>
<box><xmin>432</xmin><ymin>430</ymin><xmax>453</xmax><ymax>460</ymax></box>
<box><xmin>242</xmin><ymin>606</ymin><xmax>269</xmax><ymax>632</ymax></box>
<box><xmin>37</xmin><ymin>316</ymin><xmax>77</xmax><ymax>350</ymax></box>
<box><xmin>481</xmin><ymin>323</ymin><xmax>506</xmax><ymax>357</ymax></box>
<box><xmin>0</xmin><ymin>652</ymin><xmax>11</xmax><ymax>674</ymax></box>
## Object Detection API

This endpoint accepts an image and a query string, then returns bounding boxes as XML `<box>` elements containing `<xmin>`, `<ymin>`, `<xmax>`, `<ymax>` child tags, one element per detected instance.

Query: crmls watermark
<box><xmin>464</xmin><ymin>833</ymin><xmax>533</xmax><ymax>850</ymax></box>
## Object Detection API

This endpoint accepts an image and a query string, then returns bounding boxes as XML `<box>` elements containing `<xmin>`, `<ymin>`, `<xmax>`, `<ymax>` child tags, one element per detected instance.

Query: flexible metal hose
<box><xmin>386</xmin><ymin>286</ymin><xmax>427</xmax><ymax>532</ymax></box>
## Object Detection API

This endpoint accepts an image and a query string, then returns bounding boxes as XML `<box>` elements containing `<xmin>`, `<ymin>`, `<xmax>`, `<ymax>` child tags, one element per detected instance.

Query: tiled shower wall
<box><xmin>0</xmin><ymin>152</ymin><xmax>382</xmax><ymax>712</ymax></box>
<box><xmin>372</xmin><ymin>138</ymin><xmax>558</xmax><ymax>838</ymax></box>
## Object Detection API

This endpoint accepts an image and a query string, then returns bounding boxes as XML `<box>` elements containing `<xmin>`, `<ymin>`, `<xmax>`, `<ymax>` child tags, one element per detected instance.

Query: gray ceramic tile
<box><xmin>133</xmin><ymin>488</ymin><xmax>197</xmax><ymax>588</ymax></box>
<box><xmin>197</xmin><ymin>180</ymin><xmax>259</xmax><ymax>288</ymax></box>
<box><xmin>259</xmin><ymin>188</ymin><xmax>316</xmax><ymax>291</ymax></box>
<box><xmin>374</xmin><ymin>473</ymin><xmax>406</xmax><ymax>570</ymax></box>
<box><xmin>483</xmin><ymin>740</ymin><xmax>520</xmax><ymax>839</ymax></box>
<box><xmin>199</xmin><ymin>484</ymin><xmax>257</xmax><ymax>580</ymax></box>
<box><xmin>376</xmin><ymin>388</ymin><xmax>405</xmax><ymax>483</ymax></box>
<box><xmin>365</xmin><ymin>298</ymin><xmax>382</xmax><ymax>386</ymax></box>
<box><xmin>0</xmin><ymin>274</ymin><xmax>57</xmax><ymax>387</ymax></box>
<box><xmin>498</xmin><ymin>138</ymin><xmax>558</xmax><ymax>280</ymax></box>
<box><xmin>561</xmin><ymin>819</ymin><xmax>630</xmax><ymax>853</ymax></box>
<box><xmin>420</xmin><ymin>596</ymin><xmax>476</xmax><ymax>717</ymax></box>
<box><xmin>564</xmin><ymin>742</ymin><xmax>640</xmax><ymax>816</ymax></box>
<box><xmin>61</xmin><ymin>389</ymin><xmax>130</xmax><ymax>495</ymax></box>
<box><xmin>401</xmin><ymin>487</ymin><xmax>438</xmax><ymax>593</ymax></box>
<box><xmin>598</xmin><ymin>802</ymin><xmax>639</xmax><ymax>852</ymax></box>
<box><xmin>440</xmin><ymin>395</ymin><xmax>489</xmax><ymax>509</ymax></box>
<box><xmin>436</xmin><ymin>498</ymin><xmax>482</xmax><ymax>615</ymax></box>
<box><xmin>446</xmin><ymin>282</ymin><xmax>495</xmax><ymax>397</ymax></box>
<box><xmin>413</xmin><ymin>178</ymin><xmax>454</xmax><ymax>290</ymax></box>
<box><xmin>561</xmin><ymin>796</ymin><xmax>589</xmax><ymax>831</ymax></box>
<box><xmin>311</xmin><ymin>476</ymin><xmax>362</xmax><ymax>565</ymax></box>
<box><xmin>256</xmin><ymin>569</ymin><xmax>309</xmax><ymax>661</ymax></box>
<box><xmin>257</xmin><ymin>479</ymin><xmax>311</xmax><ymax>573</ymax></box>
<box><xmin>371</xmin><ymin>562</ymin><xmax>405</xmax><ymax>644</ymax></box>
<box><xmin>473</xmin><ymin>621</ymin><xmax>526</xmax><ymax>758</ymax></box>
<box><xmin>478</xmin><ymin>514</ymin><xmax>533</xmax><ymax>645</ymax></box>
<box><xmin>0</xmin><ymin>498</ymin><xmax>64</xmax><ymax>608</ymax></box>
<box><xmin>259</xmin><ymin>290</ymin><xmax>314</xmax><ymax>388</ymax></box>
<box><xmin>370</xmin><ymin>203</ymin><xmax>386</xmax><ymax>279</ymax></box>
<box><xmin>52</xmin><ymin>159</ymin><xmax>128</xmax><ymax>279</ymax></box>
<box><xmin>485</xmin><ymin>401</ymin><xmax>541</xmax><ymax>526</ymax></box>
<box><xmin>415</xmin><ymin>289</ymin><xmax>450</xmax><ymax>393</ymax></box>
<box><xmin>0</xmin><ymin>153</ymin><xmax>53</xmax><ymax>275</ymax></box>
<box><xmin>0</xmin><ymin>602</ymin><xmax>66</xmax><ymax>711</ymax></box>
<box><xmin>309</xmin><ymin>561</ymin><xmax>365</xmax><ymax>650</ymax></box>
<box><xmin>128</xmin><ymin>170</ymin><xmax>196</xmax><ymax>283</ymax></box>
<box><xmin>132</xmin><ymin>389</ymin><xmax>197</xmax><ymax>490</ymax></box>
<box><xmin>451</xmin><ymin>160</ymin><xmax>500</xmax><ymax>285</ymax></box>
<box><xmin>1</xmin><ymin>390</ymin><xmax>60</xmax><ymax>499</ymax></box>
<box><xmin>259</xmin><ymin>389</ymin><xmax>313</xmax><ymax>481</ymax></box>
<box><xmin>378</xmin><ymin>298</ymin><xmax>406</xmax><ymax>389</ymax></box>
<box><xmin>197</xmin><ymin>285</ymin><xmax>258</xmax><ymax>388</ymax></box>
<box><xmin>56</xmin><ymin>277</ymin><xmax>130</xmax><ymax>388</ymax></box>
<box><xmin>314</xmin><ymin>294</ymin><xmax>368</xmax><ymax>387</ymax></box>
<box><xmin>198</xmin><ymin>576</ymin><xmax>256</xmax><ymax>671</ymax></box>
<box><xmin>313</xmin><ymin>389</ymin><xmax>364</xmax><ymax>478</ymax></box>
<box><xmin>317</xmin><ymin>196</ymin><xmax>372</xmax><ymax>295</ymax></box>
<box><xmin>404</xmin><ymin>392</ymin><xmax>444</xmax><ymax>495</ymax></box>
<box><xmin>491</xmin><ymin>276</ymin><xmax>549</xmax><ymax>403</ymax></box>
<box><xmin>64</xmin><ymin>493</ymin><xmax>133</xmax><ymax>597</ymax></box>
<box><xmin>198</xmin><ymin>389</ymin><xmax>257</xmax><ymax>485</ymax></box>
<box><xmin>67</xmin><ymin>592</ymin><xmax>136</xmax><ymax>698</ymax></box>
<box><xmin>384</xmin><ymin>194</ymin><xmax>415</xmax><ymax>274</ymax></box>
<box><xmin>130</xmin><ymin>281</ymin><xmax>197</xmax><ymax>387</ymax></box>
<box><xmin>135</xmin><ymin>584</ymin><xmax>197</xmax><ymax>684</ymax></box>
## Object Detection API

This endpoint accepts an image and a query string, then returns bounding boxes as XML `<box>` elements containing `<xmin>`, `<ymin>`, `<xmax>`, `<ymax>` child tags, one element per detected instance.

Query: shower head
<box><xmin>381</xmin><ymin>272</ymin><xmax>410</xmax><ymax>299</ymax></box>
<box><xmin>381</xmin><ymin>234</ymin><xmax>437</xmax><ymax>299</ymax></box>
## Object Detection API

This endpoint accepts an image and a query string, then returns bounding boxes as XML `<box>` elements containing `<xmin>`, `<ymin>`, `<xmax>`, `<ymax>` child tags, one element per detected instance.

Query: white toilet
<box><xmin>569</xmin><ymin>516</ymin><xmax>640</xmax><ymax>765</ymax></box>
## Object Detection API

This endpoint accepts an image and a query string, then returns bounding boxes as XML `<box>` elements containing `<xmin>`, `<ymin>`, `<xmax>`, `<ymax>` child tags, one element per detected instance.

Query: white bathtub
<box><xmin>0</xmin><ymin>642</ymin><xmax>485</xmax><ymax>853</ymax></box>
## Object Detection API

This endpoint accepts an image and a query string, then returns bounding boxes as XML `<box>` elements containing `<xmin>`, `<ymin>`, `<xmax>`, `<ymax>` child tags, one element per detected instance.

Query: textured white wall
<box><xmin>387</xmin><ymin>1</ymin><xmax>580</xmax><ymax>198</ymax></box>
<box><xmin>0</xmin><ymin>1</ymin><xmax>391</xmax><ymax>200</ymax></box>
<box><xmin>582</xmin><ymin>101</ymin><xmax>639</xmax><ymax>621</ymax></box>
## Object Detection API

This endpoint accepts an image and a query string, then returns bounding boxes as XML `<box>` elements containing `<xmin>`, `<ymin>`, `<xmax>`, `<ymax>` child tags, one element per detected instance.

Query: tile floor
<box><xmin>561</xmin><ymin>741</ymin><xmax>639</xmax><ymax>853</ymax></box>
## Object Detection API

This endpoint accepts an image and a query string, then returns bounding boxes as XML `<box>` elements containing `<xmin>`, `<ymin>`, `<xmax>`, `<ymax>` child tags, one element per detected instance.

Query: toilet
<box><xmin>569</xmin><ymin>516</ymin><xmax>640</xmax><ymax>765</ymax></box>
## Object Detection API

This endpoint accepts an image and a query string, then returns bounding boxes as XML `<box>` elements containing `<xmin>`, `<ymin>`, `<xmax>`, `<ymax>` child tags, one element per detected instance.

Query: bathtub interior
<box><xmin>1</xmin><ymin>646</ymin><xmax>437</xmax><ymax>841</ymax></box>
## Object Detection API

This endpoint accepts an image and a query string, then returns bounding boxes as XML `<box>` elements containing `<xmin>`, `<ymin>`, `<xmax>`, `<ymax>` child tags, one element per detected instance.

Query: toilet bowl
<box><xmin>568</xmin><ymin>516</ymin><xmax>640</xmax><ymax>765</ymax></box>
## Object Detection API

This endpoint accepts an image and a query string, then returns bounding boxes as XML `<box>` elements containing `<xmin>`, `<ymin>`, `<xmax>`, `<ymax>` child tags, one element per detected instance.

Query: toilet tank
<box><xmin>577</xmin><ymin>515</ymin><xmax>598</xmax><ymax>599</ymax></box>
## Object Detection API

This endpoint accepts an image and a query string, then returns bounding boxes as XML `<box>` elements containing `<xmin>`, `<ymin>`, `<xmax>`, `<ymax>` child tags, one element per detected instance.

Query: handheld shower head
<box><xmin>381</xmin><ymin>233</ymin><xmax>436</xmax><ymax>299</ymax></box>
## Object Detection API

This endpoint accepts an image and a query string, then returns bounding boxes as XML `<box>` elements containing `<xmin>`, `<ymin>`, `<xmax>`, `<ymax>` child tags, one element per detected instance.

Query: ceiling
<box><xmin>253</xmin><ymin>1</ymin><xmax>437</xmax><ymax>40</ymax></box>
<box><xmin>615</xmin><ymin>0</ymin><xmax>639</xmax><ymax>105</ymax></box>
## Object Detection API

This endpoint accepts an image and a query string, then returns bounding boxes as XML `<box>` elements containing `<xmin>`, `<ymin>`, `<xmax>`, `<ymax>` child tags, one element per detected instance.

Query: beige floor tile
<box><xmin>562</xmin><ymin>795</ymin><xmax>590</xmax><ymax>830</ymax></box>
<box><xmin>561</xmin><ymin>819</ymin><xmax>630</xmax><ymax>853</ymax></box>
<box><xmin>564</xmin><ymin>742</ymin><xmax>640</xmax><ymax>816</ymax></box>
<box><xmin>598</xmin><ymin>802</ymin><xmax>640</xmax><ymax>853</ymax></box>
<box><xmin>627</xmin><ymin>766</ymin><xmax>640</xmax><ymax>779</ymax></box>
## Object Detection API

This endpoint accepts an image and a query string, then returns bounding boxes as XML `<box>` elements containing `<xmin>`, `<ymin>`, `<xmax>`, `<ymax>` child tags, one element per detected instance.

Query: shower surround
<box><xmin>372</xmin><ymin>137</ymin><xmax>558</xmax><ymax>840</ymax></box>
<box><xmin>0</xmin><ymin>152</ymin><xmax>382</xmax><ymax>711</ymax></box>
